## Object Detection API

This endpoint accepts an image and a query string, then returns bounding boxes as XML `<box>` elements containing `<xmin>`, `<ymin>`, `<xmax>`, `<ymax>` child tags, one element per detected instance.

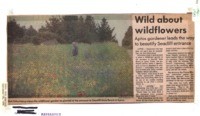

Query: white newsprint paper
<box><xmin>0</xmin><ymin>0</ymin><xmax>200</xmax><ymax>116</ymax></box>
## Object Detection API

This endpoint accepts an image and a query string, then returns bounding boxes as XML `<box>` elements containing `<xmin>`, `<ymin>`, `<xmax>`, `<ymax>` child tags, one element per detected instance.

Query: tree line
<box><xmin>7</xmin><ymin>15</ymin><xmax>133</xmax><ymax>49</ymax></box>
<box><xmin>8</xmin><ymin>15</ymin><xmax>117</xmax><ymax>45</ymax></box>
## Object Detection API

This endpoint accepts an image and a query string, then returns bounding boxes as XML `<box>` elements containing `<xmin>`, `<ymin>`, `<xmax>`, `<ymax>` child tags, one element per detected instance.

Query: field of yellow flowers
<box><xmin>8</xmin><ymin>42</ymin><xmax>133</xmax><ymax>98</ymax></box>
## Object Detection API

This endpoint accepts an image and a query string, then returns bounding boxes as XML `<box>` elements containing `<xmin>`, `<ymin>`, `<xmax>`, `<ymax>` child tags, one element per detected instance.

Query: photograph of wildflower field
<box><xmin>7</xmin><ymin>15</ymin><xmax>133</xmax><ymax>98</ymax></box>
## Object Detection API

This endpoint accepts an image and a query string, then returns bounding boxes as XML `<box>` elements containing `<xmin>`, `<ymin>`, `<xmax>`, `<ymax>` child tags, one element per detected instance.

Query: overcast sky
<box><xmin>8</xmin><ymin>14</ymin><xmax>132</xmax><ymax>46</ymax></box>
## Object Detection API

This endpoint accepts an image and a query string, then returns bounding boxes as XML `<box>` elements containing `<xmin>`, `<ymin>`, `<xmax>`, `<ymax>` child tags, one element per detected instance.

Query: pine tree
<box><xmin>83</xmin><ymin>15</ymin><xmax>98</xmax><ymax>43</ymax></box>
<box><xmin>122</xmin><ymin>26</ymin><xmax>132</xmax><ymax>49</ymax></box>
<box><xmin>7</xmin><ymin>19</ymin><xmax>25</xmax><ymax>43</ymax></box>
<box><xmin>25</xmin><ymin>25</ymin><xmax>37</xmax><ymax>36</ymax></box>
<box><xmin>45</xmin><ymin>16</ymin><xmax>61</xmax><ymax>34</ymax></box>
<box><xmin>76</xmin><ymin>16</ymin><xmax>86</xmax><ymax>42</ymax></box>
<box><xmin>61</xmin><ymin>15</ymin><xmax>79</xmax><ymax>43</ymax></box>
<box><xmin>22</xmin><ymin>25</ymin><xmax>38</xmax><ymax>44</ymax></box>
<box><xmin>97</xmin><ymin>18</ymin><xmax>116</xmax><ymax>42</ymax></box>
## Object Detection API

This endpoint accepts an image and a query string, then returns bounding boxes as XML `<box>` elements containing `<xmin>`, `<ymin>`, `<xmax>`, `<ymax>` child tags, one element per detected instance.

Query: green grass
<box><xmin>8</xmin><ymin>42</ymin><xmax>133</xmax><ymax>98</ymax></box>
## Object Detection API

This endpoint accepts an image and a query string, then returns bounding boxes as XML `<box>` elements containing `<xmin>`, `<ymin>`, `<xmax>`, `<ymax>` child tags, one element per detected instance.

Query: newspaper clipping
<box><xmin>7</xmin><ymin>13</ymin><xmax>194</xmax><ymax>104</ymax></box>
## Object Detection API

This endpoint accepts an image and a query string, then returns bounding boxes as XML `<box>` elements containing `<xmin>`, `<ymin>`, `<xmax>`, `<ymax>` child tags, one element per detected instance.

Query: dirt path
<box><xmin>127</xmin><ymin>50</ymin><xmax>133</xmax><ymax>58</ymax></box>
